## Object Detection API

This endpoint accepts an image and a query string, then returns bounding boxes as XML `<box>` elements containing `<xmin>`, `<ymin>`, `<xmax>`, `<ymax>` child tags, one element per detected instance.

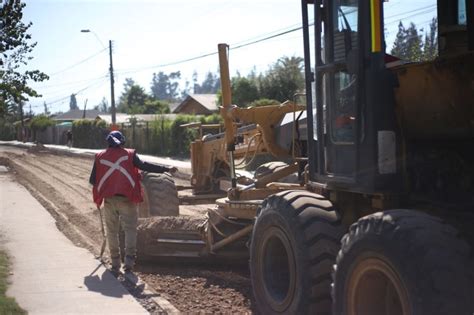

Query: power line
<box><xmin>36</xmin><ymin>74</ymin><xmax>108</xmax><ymax>100</ymax></box>
<box><xmin>114</xmin><ymin>6</ymin><xmax>436</xmax><ymax>76</ymax></box>
<box><xmin>35</xmin><ymin>4</ymin><xmax>438</xmax><ymax>111</ymax></box>
<box><xmin>115</xmin><ymin>22</ymin><xmax>310</xmax><ymax>76</ymax></box>
<box><xmin>48</xmin><ymin>47</ymin><xmax>107</xmax><ymax>77</ymax></box>
<box><xmin>231</xmin><ymin>24</ymin><xmax>308</xmax><ymax>50</ymax></box>
<box><xmin>33</xmin><ymin>73</ymin><xmax>110</xmax><ymax>90</ymax></box>
<box><xmin>384</xmin><ymin>4</ymin><xmax>436</xmax><ymax>23</ymax></box>
<box><xmin>41</xmin><ymin>76</ymin><xmax>109</xmax><ymax>107</ymax></box>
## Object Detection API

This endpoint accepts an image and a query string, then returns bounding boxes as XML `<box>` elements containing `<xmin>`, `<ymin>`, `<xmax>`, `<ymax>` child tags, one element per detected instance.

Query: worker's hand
<box><xmin>168</xmin><ymin>167</ymin><xmax>178</xmax><ymax>174</ymax></box>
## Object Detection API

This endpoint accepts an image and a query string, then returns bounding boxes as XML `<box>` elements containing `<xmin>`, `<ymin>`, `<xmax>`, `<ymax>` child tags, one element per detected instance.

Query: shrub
<box><xmin>72</xmin><ymin>119</ymin><xmax>108</xmax><ymax>149</ymax></box>
<box><xmin>169</xmin><ymin>115</ymin><xmax>199</xmax><ymax>157</ymax></box>
<box><xmin>29</xmin><ymin>115</ymin><xmax>54</xmax><ymax>132</ymax></box>
<box><xmin>248</xmin><ymin>98</ymin><xmax>280</xmax><ymax>107</ymax></box>
<box><xmin>0</xmin><ymin>119</ymin><xmax>15</xmax><ymax>140</ymax></box>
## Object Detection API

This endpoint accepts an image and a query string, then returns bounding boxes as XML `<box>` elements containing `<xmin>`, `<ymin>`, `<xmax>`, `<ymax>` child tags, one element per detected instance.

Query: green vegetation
<box><xmin>248</xmin><ymin>98</ymin><xmax>280</xmax><ymax>108</ymax></box>
<box><xmin>119</xmin><ymin>113</ymin><xmax>222</xmax><ymax>157</ymax></box>
<box><xmin>0</xmin><ymin>0</ymin><xmax>49</xmax><ymax>140</ymax></box>
<box><xmin>0</xmin><ymin>251</ymin><xmax>26</xmax><ymax>315</ymax></box>
<box><xmin>29</xmin><ymin>114</ymin><xmax>54</xmax><ymax>132</ymax></box>
<box><xmin>0</xmin><ymin>118</ymin><xmax>16</xmax><ymax>140</ymax></box>
<box><xmin>72</xmin><ymin>119</ymin><xmax>108</xmax><ymax>149</ymax></box>
<box><xmin>391</xmin><ymin>18</ymin><xmax>438</xmax><ymax>62</ymax></box>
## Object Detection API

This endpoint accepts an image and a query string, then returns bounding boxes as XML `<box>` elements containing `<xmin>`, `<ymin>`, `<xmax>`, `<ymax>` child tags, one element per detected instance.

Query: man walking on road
<box><xmin>89</xmin><ymin>130</ymin><xmax>177</xmax><ymax>273</ymax></box>
<box><xmin>66</xmin><ymin>130</ymin><xmax>73</xmax><ymax>148</ymax></box>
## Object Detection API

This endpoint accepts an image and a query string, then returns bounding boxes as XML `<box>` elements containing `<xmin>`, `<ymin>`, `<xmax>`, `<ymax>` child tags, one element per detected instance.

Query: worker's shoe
<box><xmin>123</xmin><ymin>255</ymin><xmax>136</xmax><ymax>272</ymax></box>
<box><xmin>110</xmin><ymin>256</ymin><xmax>121</xmax><ymax>275</ymax></box>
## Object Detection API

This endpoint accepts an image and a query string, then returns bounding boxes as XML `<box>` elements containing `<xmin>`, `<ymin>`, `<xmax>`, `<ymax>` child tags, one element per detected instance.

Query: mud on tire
<box><xmin>140</xmin><ymin>172</ymin><xmax>179</xmax><ymax>217</ymax></box>
<box><xmin>250</xmin><ymin>190</ymin><xmax>344</xmax><ymax>314</ymax></box>
<box><xmin>332</xmin><ymin>210</ymin><xmax>474</xmax><ymax>315</ymax></box>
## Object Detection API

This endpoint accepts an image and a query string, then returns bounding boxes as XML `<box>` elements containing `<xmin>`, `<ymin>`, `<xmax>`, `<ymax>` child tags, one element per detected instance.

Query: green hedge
<box><xmin>0</xmin><ymin>119</ymin><xmax>15</xmax><ymax>140</ymax></box>
<box><xmin>29</xmin><ymin>115</ymin><xmax>55</xmax><ymax>131</ymax></box>
<box><xmin>72</xmin><ymin>119</ymin><xmax>108</xmax><ymax>149</ymax></box>
<box><xmin>71</xmin><ymin>114</ymin><xmax>223</xmax><ymax>158</ymax></box>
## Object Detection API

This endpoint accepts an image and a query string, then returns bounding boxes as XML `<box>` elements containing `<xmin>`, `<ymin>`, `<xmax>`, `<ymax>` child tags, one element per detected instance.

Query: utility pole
<box><xmin>82</xmin><ymin>99</ymin><xmax>88</xmax><ymax>119</ymax></box>
<box><xmin>80</xmin><ymin>30</ymin><xmax>116</xmax><ymax>127</ymax></box>
<box><xmin>109</xmin><ymin>40</ymin><xmax>116</xmax><ymax>126</ymax></box>
<box><xmin>19</xmin><ymin>101</ymin><xmax>25</xmax><ymax>142</ymax></box>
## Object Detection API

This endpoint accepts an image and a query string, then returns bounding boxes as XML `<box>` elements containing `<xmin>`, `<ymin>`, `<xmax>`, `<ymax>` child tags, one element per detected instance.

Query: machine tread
<box><xmin>333</xmin><ymin>210</ymin><xmax>473</xmax><ymax>315</ymax></box>
<box><xmin>250</xmin><ymin>190</ymin><xmax>345</xmax><ymax>314</ymax></box>
<box><xmin>142</xmin><ymin>172</ymin><xmax>179</xmax><ymax>216</ymax></box>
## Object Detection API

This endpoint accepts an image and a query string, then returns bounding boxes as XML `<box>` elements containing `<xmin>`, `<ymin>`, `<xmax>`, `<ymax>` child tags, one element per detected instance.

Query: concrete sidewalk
<box><xmin>0</xmin><ymin>140</ymin><xmax>192</xmax><ymax>173</ymax></box>
<box><xmin>0</xmin><ymin>166</ymin><xmax>148</xmax><ymax>315</ymax></box>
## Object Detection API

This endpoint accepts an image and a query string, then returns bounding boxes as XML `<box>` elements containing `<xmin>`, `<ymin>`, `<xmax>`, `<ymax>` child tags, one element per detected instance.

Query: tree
<box><xmin>405</xmin><ymin>22</ymin><xmax>423</xmax><ymax>61</ymax></box>
<box><xmin>0</xmin><ymin>0</ymin><xmax>48</xmax><ymax>139</ymax></box>
<box><xmin>180</xmin><ymin>79</ymin><xmax>191</xmax><ymax>99</ymax></box>
<box><xmin>390</xmin><ymin>19</ymin><xmax>437</xmax><ymax>62</ymax></box>
<box><xmin>150</xmin><ymin>71</ymin><xmax>181</xmax><ymax>101</ymax></box>
<box><xmin>193</xmin><ymin>71</ymin><xmax>220</xmax><ymax>94</ymax></box>
<box><xmin>423</xmin><ymin>18</ymin><xmax>438</xmax><ymax>61</ymax></box>
<box><xmin>69</xmin><ymin>93</ymin><xmax>78</xmax><ymax>110</ymax></box>
<box><xmin>391</xmin><ymin>22</ymin><xmax>408</xmax><ymax>59</ymax></box>
<box><xmin>117</xmin><ymin>80</ymin><xmax>169</xmax><ymax>114</ymax></box>
<box><xmin>248</xmin><ymin>98</ymin><xmax>280</xmax><ymax>107</ymax></box>
<box><xmin>258</xmin><ymin>56</ymin><xmax>304</xmax><ymax>102</ymax></box>
<box><xmin>143</xmin><ymin>99</ymin><xmax>169</xmax><ymax>114</ymax></box>
<box><xmin>126</xmin><ymin>85</ymin><xmax>148</xmax><ymax>114</ymax></box>
<box><xmin>117</xmin><ymin>78</ymin><xmax>136</xmax><ymax>112</ymax></box>
<box><xmin>98</xmin><ymin>97</ymin><xmax>108</xmax><ymax>113</ymax></box>
<box><xmin>231</xmin><ymin>76</ymin><xmax>259</xmax><ymax>107</ymax></box>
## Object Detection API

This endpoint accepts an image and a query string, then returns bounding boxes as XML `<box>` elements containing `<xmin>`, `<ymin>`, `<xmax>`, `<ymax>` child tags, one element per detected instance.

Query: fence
<box><xmin>13</xmin><ymin>114</ymin><xmax>223</xmax><ymax>159</ymax></box>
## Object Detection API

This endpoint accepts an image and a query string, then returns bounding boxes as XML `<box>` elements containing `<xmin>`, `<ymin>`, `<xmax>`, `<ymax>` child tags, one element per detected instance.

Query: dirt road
<box><xmin>0</xmin><ymin>145</ymin><xmax>256</xmax><ymax>314</ymax></box>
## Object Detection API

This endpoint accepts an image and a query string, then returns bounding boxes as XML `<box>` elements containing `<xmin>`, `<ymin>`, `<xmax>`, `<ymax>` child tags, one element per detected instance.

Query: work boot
<box><xmin>123</xmin><ymin>255</ymin><xmax>136</xmax><ymax>272</ymax></box>
<box><xmin>110</xmin><ymin>256</ymin><xmax>121</xmax><ymax>275</ymax></box>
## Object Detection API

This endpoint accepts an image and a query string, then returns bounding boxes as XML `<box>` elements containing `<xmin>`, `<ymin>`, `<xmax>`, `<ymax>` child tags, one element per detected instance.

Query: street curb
<box><xmin>123</xmin><ymin>272</ymin><xmax>180</xmax><ymax>314</ymax></box>
<box><xmin>1</xmin><ymin>142</ymin><xmax>182</xmax><ymax>313</ymax></box>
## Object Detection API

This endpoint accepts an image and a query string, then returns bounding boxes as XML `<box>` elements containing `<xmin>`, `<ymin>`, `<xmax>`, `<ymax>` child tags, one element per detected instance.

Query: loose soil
<box><xmin>0</xmin><ymin>145</ymin><xmax>256</xmax><ymax>314</ymax></box>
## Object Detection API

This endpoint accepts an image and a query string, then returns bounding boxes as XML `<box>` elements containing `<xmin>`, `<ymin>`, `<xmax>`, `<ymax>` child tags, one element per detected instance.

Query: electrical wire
<box><xmin>41</xmin><ymin>76</ymin><xmax>109</xmax><ymax>107</ymax></box>
<box><xmin>35</xmin><ymin>74</ymin><xmax>109</xmax><ymax>98</ymax></box>
<box><xmin>113</xmin><ymin>4</ymin><xmax>435</xmax><ymax>76</ymax></box>
<box><xmin>115</xmin><ymin>22</ymin><xmax>312</xmax><ymax>76</ymax></box>
<box><xmin>32</xmin><ymin>3</ymin><xmax>437</xmax><ymax>112</ymax></box>
<box><xmin>48</xmin><ymin>47</ymin><xmax>108</xmax><ymax>77</ymax></box>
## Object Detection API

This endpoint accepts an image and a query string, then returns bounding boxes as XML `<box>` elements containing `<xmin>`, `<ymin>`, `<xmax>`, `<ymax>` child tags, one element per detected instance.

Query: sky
<box><xmin>20</xmin><ymin>0</ymin><xmax>437</xmax><ymax>115</ymax></box>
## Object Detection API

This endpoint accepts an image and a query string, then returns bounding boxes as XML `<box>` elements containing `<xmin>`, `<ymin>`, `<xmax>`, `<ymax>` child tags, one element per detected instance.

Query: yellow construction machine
<box><xmin>138</xmin><ymin>0</ymin><xmax>474</xmax><ymax>313</ymax></box>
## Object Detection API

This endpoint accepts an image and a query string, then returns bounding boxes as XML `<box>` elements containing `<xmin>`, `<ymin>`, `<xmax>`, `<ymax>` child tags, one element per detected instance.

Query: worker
<box><xmin>66</xmin><ymin>130</ymin><xmax>73</xmax><ymax>148</ymax></box>
<box><xmin>89</xmin><ymin>130</ymin><xmax>178</xmax><ymax>273</ymax></box>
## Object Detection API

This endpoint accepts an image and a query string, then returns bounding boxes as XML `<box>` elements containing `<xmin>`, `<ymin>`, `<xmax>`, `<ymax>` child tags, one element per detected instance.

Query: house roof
<box><xmin>173</xmin><ymin>94</ymin><xmax>218</xmax><ymax>113</ymax></box>
<box><xmin>168</xmin><ymin>102</ymin><xmax>180</xmax><ymax>113</ymax></box>
<box><xmin>53</xmin><ymin>109</ymin><xmax>104</xmax><ymax>121</ymax></box>
<box><xmin>96</xmin><ymin>113</ymin><xmax>130</xmax><ymax>124</ymax></box>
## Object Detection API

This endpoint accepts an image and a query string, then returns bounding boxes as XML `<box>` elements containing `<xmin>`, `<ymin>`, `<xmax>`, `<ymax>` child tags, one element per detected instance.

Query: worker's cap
<box><xmin>106</xmin><ymin>130</ymin><xmax>126</xmax><ymax>147</ymax></box>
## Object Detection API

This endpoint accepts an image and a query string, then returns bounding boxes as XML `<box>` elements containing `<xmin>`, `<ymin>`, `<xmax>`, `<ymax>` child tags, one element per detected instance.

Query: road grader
<box><xmin>137</xmin><ymin>0</ymin><xmax>474</xmax><ymax>313</ymax></box>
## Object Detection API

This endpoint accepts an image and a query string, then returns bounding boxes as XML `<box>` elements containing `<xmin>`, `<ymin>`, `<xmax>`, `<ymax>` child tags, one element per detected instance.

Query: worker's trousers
<box><xmin>103</xmin><ymin>195</ymin><xmax>138</xmax><ymax>259</ymax></box>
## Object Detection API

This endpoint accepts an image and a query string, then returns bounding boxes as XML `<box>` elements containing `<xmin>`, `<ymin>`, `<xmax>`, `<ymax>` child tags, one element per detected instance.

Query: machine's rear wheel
<box><xmin>254</xmin><ymin>161</ymin><xmax>299</xmax><ymax>183</ymax></box>
<box><xmin>250</xmin><ymin>190</ymin><xmax>344</xmax><ymax>314</ymax></box>
<box><xmin>140</xmin><ymin>172</ymin><xmax>179</xmax><ymax>217</ymax></box>
<box><xmin>333</xmin><ymin>210</ymin><xmax>473</xmax><ymax>315</ymax></box>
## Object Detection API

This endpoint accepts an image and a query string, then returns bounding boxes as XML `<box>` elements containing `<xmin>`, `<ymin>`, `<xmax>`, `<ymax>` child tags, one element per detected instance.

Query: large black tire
<box><xmin>250</xmin><ymin>190</ymin><xmax>345</xmax><ymax>314</ymax></box>
<box><xmin>333</xmin><ymin>210</ymin><xmax>473</xmax><ymax>315</ymax></box>
<box><xmin>140</xmin><ymin>172</ymin><xmax>179</xmax><ymax>217</ymax></box>
<box><xmin>254</xmin><ymin>161</ymin><xmax>299</xmax><ymax>184</ymax></box>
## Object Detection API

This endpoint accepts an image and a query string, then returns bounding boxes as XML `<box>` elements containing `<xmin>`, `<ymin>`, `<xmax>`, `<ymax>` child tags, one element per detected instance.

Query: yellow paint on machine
<box><xmin>370</xmin><ymin>0</ymin><xmax>382</xmax><ymax>52</ymax></box>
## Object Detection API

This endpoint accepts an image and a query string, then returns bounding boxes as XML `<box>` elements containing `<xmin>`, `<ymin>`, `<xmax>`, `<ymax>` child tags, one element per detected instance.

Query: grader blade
<box><xmin>138</xmin><ymin>229</ymin><xmax>207</xmax><ymax>259</ymax></box>
<box><xmin>136</xmin><ymin>217</ymin><xmax>207</xmax><ymax>259</ymax></box>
